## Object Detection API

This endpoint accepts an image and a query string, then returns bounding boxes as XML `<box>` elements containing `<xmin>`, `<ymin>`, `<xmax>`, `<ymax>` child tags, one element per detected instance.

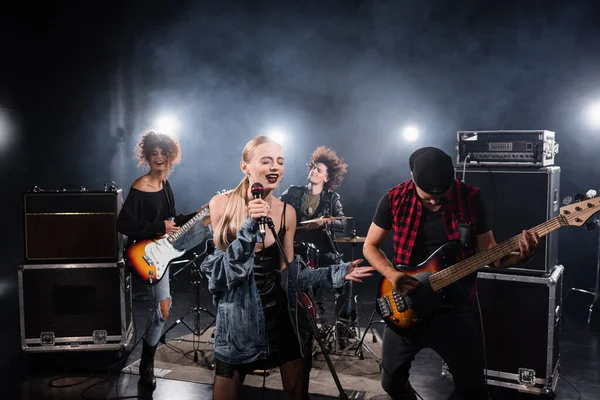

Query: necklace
<box><xmin>303</xmin><ymin>192</ymin><xmax>320</xmax><ymax>216</ymax></box>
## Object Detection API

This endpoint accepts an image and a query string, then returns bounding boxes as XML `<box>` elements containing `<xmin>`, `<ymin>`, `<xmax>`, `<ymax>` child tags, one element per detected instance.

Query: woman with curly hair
<box><xmin>117</xmin><ymin>131</ymin><xmax>209</xmax><ymax>390</ymax></box>
<box><xmin>201</xmin><ymin>136</ymin><xmax>372</xmax><ymax>400</ymax></box>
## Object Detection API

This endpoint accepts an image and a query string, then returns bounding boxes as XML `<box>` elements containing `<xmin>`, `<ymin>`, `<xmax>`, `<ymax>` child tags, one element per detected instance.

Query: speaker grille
<box><xmin>24</xmin><ymin>191</ymin><xmax>122</xmax><ymax>262</ymax></box>
<box><xmin>26</xmin><ymin>214</ymin><xmax>117</xmax><ymax>259</ymax></box>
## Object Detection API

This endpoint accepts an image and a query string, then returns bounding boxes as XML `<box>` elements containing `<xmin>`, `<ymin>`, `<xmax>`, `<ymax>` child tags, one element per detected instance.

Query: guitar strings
<box><xmin>384</xmin><ymin>217</ymin><xmax>561</xmax><ymax>313</ymax></box>
<box><xmin>168</xmin><ymin>207</ymin><xmax>210</xmax><ymax>243</ymax></box>
<box><xmin>432</xmin><ymin>218</ymin><xmax>559</xmax><ymax>291</ymax></box>
<box><xmin>384</xmin><ymin>203</ymin><xmax>596</xmax><ymax>318</ymax></box>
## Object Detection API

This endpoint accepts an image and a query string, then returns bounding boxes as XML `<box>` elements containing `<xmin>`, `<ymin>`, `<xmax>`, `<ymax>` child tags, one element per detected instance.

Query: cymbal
<box><xmin>334</xmin><ymin>236</ymin><xmax>367</xmax><ymax>243</ymax></box>
<box><xmin>300</xmin><ymin>216</ymin><xmax>354</xmax><ymax>224</ymax></box>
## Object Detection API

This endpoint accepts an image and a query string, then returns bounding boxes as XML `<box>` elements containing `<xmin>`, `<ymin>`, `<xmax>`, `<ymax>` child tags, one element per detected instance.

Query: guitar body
<box><xmin>376</xmin><ymin>241</ymin><xmax>460</xmax><ymax>334</ymax></box>
<box><xmin>124</xmin><ymin>206</ymin><xmax>211</xmax><ymax>285</ymax></box>
<box><xmin>125</xmin><ymin>235</ymin><xmax>185</xmax><ymax>285</ymax></box>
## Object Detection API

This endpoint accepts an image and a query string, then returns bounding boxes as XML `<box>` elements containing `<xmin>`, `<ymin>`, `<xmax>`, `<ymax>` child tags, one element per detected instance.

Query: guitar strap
<box><xmin>163</xmin><ymin>180</ymin><xmax>176</xmax><ymax>218</ymax></box>
<box><xmin>456</xmin><ymin>184</ymin><xmax>472</xmax><ymax>248</ymax></box>
<box><xmin>457</xmin><ymin>222</ymin><xmax>471</xmax><ymax>248</ymax></box>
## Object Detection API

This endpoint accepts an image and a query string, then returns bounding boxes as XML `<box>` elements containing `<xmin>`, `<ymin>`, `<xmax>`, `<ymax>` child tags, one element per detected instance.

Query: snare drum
<box><xmin>297</xmin><ymin>292</ymin><xmax>317</xmax><ymax>319</ymax></box>
<box><xmin>294</xmin><ymin>242</ymin><xmax>320</xmax><ymax>269</ymax></box>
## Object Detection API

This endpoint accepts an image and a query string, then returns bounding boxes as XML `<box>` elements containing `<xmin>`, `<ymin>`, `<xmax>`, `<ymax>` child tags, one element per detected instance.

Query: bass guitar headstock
<box><xmin>560</xmin><ymin>189</ymin><xmax>600</xmax><ymax>229</ymax></box>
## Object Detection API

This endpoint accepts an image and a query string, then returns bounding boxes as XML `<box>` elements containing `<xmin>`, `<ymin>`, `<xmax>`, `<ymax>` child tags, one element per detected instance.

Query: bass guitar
<box><xmin>125</xmin><ymin>205</ymin><xmax>211</xmax><ymax>284</ymax></box>
<box><xmin>376</xmin><ymin>194</ymin><xmax>600</xmax><ymax>334</ymax></box>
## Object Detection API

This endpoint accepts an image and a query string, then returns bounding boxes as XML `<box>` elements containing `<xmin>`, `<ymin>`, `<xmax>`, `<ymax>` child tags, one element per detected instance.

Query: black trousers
<box><xmin>381</xmin><ymin>308</ymin><xmax>489</xmax><ymax>400</ymax></box>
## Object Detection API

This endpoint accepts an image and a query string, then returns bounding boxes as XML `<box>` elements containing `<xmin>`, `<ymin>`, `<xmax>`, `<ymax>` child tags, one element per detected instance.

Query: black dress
<box><xmin>214</xmin><ymin>203</ymin><xmax>303</xmax><ymax>380</ymax></box>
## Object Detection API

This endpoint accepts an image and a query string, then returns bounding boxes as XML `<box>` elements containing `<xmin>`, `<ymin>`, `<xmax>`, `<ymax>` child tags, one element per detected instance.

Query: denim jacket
<box><xmin>200</xmin><ymin>217</ymin><xmax>350</xmax><ymax>364</ymax></box>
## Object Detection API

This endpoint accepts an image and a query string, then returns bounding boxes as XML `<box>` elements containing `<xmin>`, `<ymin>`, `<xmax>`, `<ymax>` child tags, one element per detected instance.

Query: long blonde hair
<box><xmin>213</xmin><ymin>136</ymin><xmax>279</xmax><ymax>250</ymax></box>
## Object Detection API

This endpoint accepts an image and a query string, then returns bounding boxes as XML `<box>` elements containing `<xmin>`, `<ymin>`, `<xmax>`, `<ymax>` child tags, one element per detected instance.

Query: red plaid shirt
<box><xmin>388</xmin><ymin>179</ymin><xmax>480</xmax><ymax>268</ymax></box>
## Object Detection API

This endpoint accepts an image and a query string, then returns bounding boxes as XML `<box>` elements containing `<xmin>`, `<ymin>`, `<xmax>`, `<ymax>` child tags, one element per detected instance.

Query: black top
<box><xmin>372</xmin><ymin>193</ymin><xmax>490</xmax><ymax>306</ymax></box>
<box><xmin>117</xmin><ymin>180</ymin><xmax>196</xmax><ymax>246</ymax></box>
<box><xmin>117</xmin><ymin>187</ymin><xmax>171</xmax><ymax>244</ymax></box>
<box><xmin>254</xmin><ymin>204</ymin><xmax>289</xmax><ymax>355</ymax></box>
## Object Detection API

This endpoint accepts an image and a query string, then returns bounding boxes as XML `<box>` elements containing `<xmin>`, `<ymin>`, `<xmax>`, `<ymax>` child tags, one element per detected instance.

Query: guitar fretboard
<box><xmin>167</xmin><ymin>206</ymin><xmax>209</xmax><ymax>244</ymax></box>
<box><xmin>429</xmin><ymin>215</ymin><xmax>566</xmax><ymax>291</ymax></box>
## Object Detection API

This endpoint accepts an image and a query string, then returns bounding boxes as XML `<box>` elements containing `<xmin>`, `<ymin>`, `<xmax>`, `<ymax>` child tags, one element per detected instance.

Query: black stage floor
<box><xmin>1</xmin><ymin>269</ymin><xmax>599</xmax><ymax>400</ymax></box>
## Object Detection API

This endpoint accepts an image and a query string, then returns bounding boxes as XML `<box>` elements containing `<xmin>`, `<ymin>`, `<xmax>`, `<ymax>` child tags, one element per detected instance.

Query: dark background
<box><xmin>2</xmin><ymin>0</ymin><xmax>600</xmax><ymax>367</ymax></box>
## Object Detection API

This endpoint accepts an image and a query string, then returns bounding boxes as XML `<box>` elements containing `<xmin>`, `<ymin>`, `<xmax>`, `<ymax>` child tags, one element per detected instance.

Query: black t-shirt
<box><xmin>372</xmin><ymin>192</ymin><xmax>490</xmax><ymax>306</ymax></box>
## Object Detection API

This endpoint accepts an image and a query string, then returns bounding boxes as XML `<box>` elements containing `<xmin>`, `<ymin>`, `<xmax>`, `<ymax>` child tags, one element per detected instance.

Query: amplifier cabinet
<box><xmin>24</xmin><ymin>189</ymin><xmax>123</xmax><ymax>263</ymax></box>
<box><xmin>18</xmin><ymin>262</ymin><xmax>132</xmax><ymax>353</ymax></box>
<box><xmin>457</xmin><ymin>167</ymin><xmax>560</xmax><ymax>275</ymax></box>
<box><xmin>476</xmin><ymin>265</ymin><xmax>563</xmax><ymax>395</ymax></box>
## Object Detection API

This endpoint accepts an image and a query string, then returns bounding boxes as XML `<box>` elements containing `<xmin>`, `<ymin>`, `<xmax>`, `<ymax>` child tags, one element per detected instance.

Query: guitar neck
<box><xmin>167</xmin><ymin>206</ymin><xmax>209</xmax><ymax>244</ymax></box>
<box><xmin>429</xmin><ymin>215</ymin><xmax>565</xmax><ymax>291</ymax></box>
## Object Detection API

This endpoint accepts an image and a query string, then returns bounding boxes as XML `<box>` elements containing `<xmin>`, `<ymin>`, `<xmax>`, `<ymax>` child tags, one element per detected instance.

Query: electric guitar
<box><xmin>376</xmin><ymin>194</ymin><xmax>600</xmax><ymax>334</ymax></box>
<box><xmin>125</xmin><ymin>206</ymin><xmax>211</xmax><ymax>285</ymax></box>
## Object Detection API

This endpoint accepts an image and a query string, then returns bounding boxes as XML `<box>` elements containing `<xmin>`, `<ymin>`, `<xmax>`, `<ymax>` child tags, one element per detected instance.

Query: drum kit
<box><xmin>296</xmin><ymin>215</ymin><xmax>365</xmax><ymax>268</ymax></box>
<box><xmin>294</xmin><ymin>215</ymin><xmax>379</xmax><ymax>361</ymax></box>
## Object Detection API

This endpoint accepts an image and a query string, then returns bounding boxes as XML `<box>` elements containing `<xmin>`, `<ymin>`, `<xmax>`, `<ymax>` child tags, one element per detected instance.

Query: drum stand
<box><xmin>318</xmin><ymin>227</ymin><xmax>380</xmax><ymax>361</ymax></box>
<box><xmin>353</xmin><ymin>307</ymin><xmax>385</xmax><ymax>362</ymax></box>
<box><xmin>159</xmin><ymin>247</ymin><xmax>216</xmax><ymax>367</ymax></box>
<box><xmin>319</xmin><ymin>291</ymin><xmax>381</xmax><ymax>362</ymax></box>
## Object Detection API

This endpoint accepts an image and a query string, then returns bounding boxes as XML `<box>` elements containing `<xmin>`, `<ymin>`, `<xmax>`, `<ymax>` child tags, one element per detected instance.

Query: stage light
<box><xmin>0</xmin><ymin>112</ymin><xmax>7</xmax><ymax>149</ymax></box>
<box><xmin>155</xmin><ymin>115</ymin><xmax>179</xmax><ymax>135</ymax></box>
<box><xmin>267</xmin><ymin>128</ymin><xmax>286</xmax><ymax>145</ymax></box>
<box><xmin>403</xmin><ymin>125</ymin><xmax>419</xmax><ymax>142</ymax></box>
<box><xmin>0</xmin><ymin>108</ymin><xmax>15</xmax><ymax>152</ymax></box>
<box><xmin>587</xmin><ymin>101</ymin><xmax>600</xmax><ymax>128</ymax></box>
<box><xmin>0</xmin><ymin>280</ymin><xmax>10</xmax><ymax>300</ymax></box>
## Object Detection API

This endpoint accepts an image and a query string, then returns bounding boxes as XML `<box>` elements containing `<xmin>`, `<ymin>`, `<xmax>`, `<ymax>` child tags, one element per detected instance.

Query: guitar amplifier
<box><xmin>24</xmin><ymin>189</ymin><xmax>123</xmax><ymax>263</ymax></box>
<box><xmin>457</xmin><ymin>130</ymin><xmax>558</xmax><ymax>167</ymax></box>
<box><xmin>456</xmin><ymin>167</ymin><xmax>560</xmax><ymax>275</ymax></box>
<box><xmin>476</xmin><ymin>265</ymin><xmax>562</xmax><ymax>395</ymax></box>
<box><xmin>18</xmin><ymin>262</ymin><xmax>133</xmax><ymax>352</ymax></box>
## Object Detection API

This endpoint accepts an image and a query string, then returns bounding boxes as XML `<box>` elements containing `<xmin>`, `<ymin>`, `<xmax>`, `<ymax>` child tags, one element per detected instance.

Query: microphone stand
<box><xmin>264</xmin><ymin>217</ymin><xmax>349</xmax><ymax>400</ymax></box>
<box><xmin>323</xmin><ymin>222</ymin><xmax>353</xmax><ymax>355</ymax></box>
<box><xmin>567</xmin><ymin>216</ymin><xmax>600</xmax><ymax>327</ymax></box>
<box><xmin>322</xmin><ymin>217</ymin><xmax>343</xmax><ymax>263</ymax></box>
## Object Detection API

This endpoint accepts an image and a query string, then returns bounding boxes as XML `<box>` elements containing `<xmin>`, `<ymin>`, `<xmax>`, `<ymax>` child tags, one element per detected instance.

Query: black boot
<box><xmin>138</xmin><ymin>339</ymin><xmax>157</xmax><ymax>390</ymax></box>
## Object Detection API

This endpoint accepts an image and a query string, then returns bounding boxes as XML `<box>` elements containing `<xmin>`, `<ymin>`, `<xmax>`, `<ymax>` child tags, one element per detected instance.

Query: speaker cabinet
<box><xmin>24</xmin><ymin>190</ymin><xmax>123</xmax><ymax>263</ymax></box>
<box><xmin>18</xmin><ymin>263</ymin><xmax>132</xmax><ymax>352</ymax></box>
<box><xmin>476</xmin><ymin>265</ymin><xmax>562</xmax><ymax>395</ymax></box>
<box><xmin>456</xmin><ymin>166</ymin><xmax>560</xmax><ymax>275</ymax></box>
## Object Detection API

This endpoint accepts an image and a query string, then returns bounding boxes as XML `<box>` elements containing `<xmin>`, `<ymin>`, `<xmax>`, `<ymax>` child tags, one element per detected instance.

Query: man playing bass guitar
<box><xmin>363</xmin><ymin>147</ymin><xmax>540</xmax><ymax>400</ymax></box>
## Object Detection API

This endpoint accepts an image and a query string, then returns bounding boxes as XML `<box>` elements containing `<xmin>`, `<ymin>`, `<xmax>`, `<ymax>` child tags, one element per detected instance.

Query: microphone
<box><xmin>250</xmin><ymin>182</ymin><xmax>267</xmax><ymax>235</ymax></box>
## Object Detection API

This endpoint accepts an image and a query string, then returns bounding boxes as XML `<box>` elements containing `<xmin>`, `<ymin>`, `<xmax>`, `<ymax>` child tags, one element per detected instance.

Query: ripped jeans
<box><xmin>144</xmin><ymin>222</ymin><xmax>212</xmax><ymax>346</ymax></box>
<box><xmin>144</xmin><ymin>272</ymin><xmax>171</xmax><ymax>346</ymax></box>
